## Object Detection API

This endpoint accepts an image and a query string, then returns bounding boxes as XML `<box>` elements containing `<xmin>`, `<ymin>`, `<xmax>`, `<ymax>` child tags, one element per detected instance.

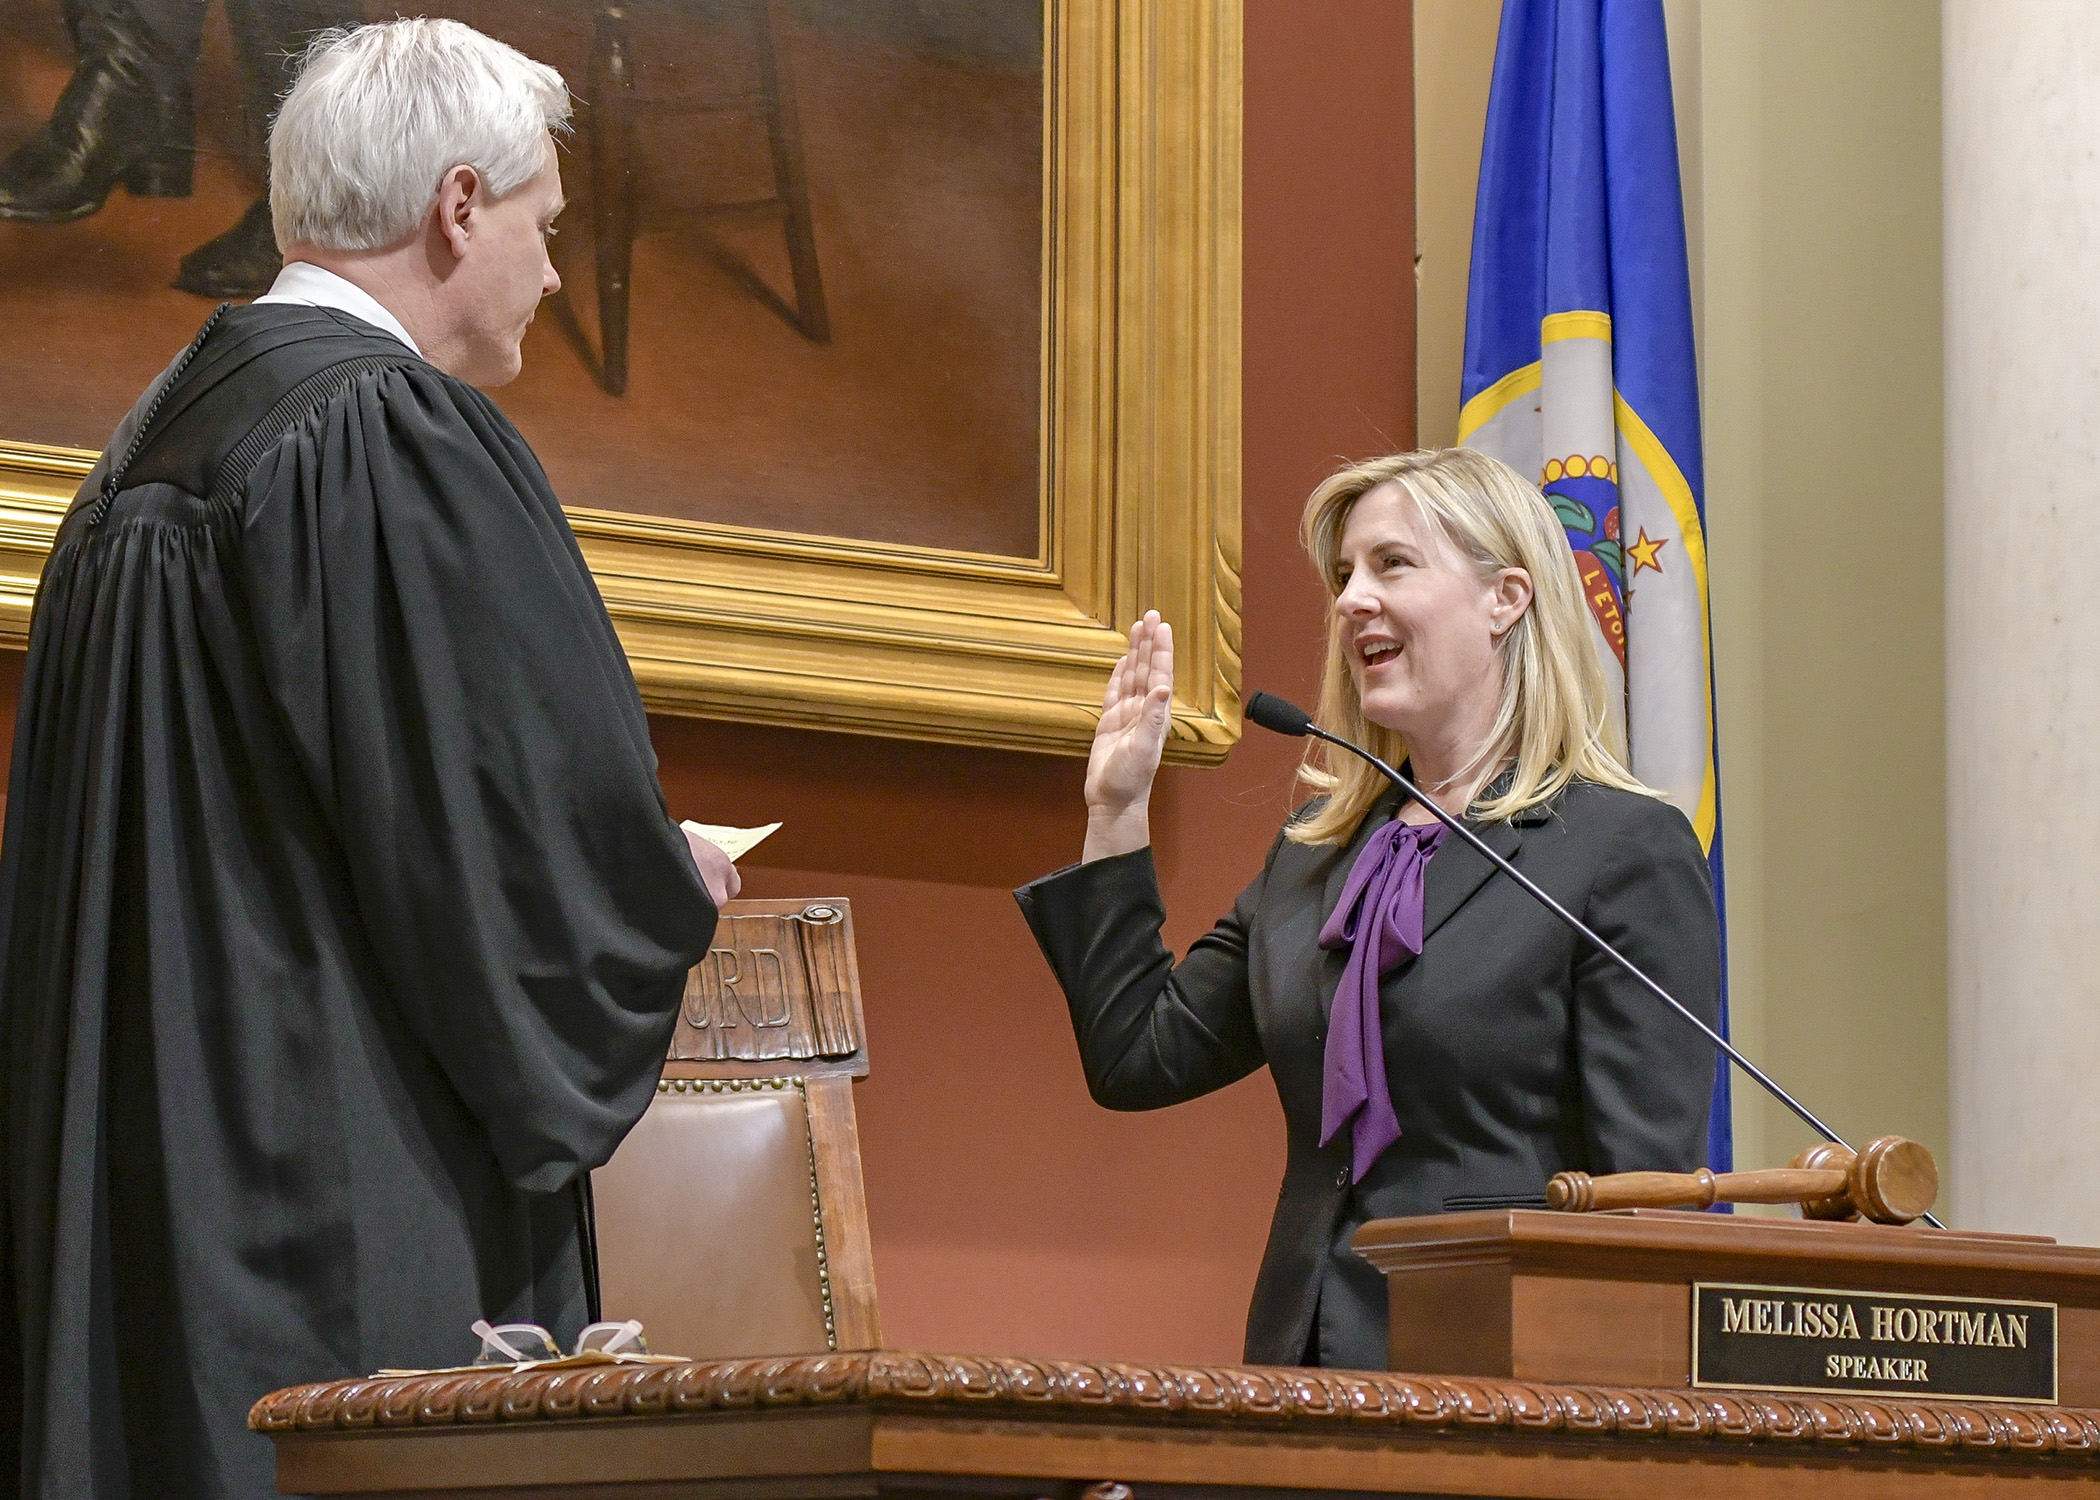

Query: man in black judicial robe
<box><xmin>0</xmin><ymin>20</ymin><xmax>737</xmax><ymax>1497</ymax></box>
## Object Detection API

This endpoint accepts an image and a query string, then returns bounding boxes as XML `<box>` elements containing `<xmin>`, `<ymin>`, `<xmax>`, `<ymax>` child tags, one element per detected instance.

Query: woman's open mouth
<box><xmin>1359</xmin><ymin>640</ymin><xmax>1401</xmax><ymax>672</ymax></box>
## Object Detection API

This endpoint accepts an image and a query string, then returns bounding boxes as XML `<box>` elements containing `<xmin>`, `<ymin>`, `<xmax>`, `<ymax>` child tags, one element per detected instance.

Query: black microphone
<box><xmin>1245</xmin><ymin>691</ymin><xmax>1943</xmax><ymax>1228</ymax></box>
<box><xmin>1245</xmin><ymin>692</ymin><xmax>1316</xmax><ymax>737</ymax></box>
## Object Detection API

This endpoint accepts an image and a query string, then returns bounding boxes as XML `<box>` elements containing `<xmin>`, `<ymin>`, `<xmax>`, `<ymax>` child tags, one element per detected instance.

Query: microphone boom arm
<box><xmin>1295</xmin><ymin>720</ymin><xmax>1945</xmax><ymax>1230</ymax></box>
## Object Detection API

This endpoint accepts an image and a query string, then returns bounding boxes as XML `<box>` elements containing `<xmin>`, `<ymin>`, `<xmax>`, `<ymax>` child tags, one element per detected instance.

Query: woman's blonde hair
<box><xmin>1289</xmin><ymin>447</ymin><xmax>1655</xmax><ymax>846</ymax></box>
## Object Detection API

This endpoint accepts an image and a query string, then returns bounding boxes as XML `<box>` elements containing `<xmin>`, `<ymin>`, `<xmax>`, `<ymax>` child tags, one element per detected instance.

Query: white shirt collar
<box><xmin>254</xmin><ymin>262</ymin><xmax>424</xmax><ymax>357</ymax></box>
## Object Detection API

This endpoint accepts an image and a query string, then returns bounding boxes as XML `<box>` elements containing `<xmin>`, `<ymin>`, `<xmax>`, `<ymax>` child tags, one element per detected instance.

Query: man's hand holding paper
<box><xmin>678</xmin><ymin>820</ymin><xmax>781</xmax><ymax>907</ymax></box>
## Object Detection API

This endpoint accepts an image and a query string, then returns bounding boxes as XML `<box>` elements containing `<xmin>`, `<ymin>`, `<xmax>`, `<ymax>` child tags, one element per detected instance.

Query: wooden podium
<box><xmin>252</xmin><ymin>1345</ymin><xmax>2100</xmax><ymax>1498</ymax></box>
<box><xmin>1354</xmin><ymin>1208</ymin><xmax>2100</xmax><ymax>1404</ymax></box>
<box><xmin>250</xmin><ymin>1208</ymin><xmax>2100</xmax><ymax>1496</ymax></box>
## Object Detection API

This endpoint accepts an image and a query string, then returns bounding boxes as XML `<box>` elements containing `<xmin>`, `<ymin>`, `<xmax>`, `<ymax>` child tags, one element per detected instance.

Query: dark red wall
<box><xmin>0</xmin><ymin>0</ymin><xmax>1414</xmax><ymax>1364</ymax></box>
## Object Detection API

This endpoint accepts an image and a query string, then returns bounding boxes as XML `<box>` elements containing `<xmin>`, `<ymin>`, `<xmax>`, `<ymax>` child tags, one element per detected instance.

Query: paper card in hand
<box><xmin>680</xmin><ymin>820</ymin><xmax>782</xmax><ymax>862</ymax></box>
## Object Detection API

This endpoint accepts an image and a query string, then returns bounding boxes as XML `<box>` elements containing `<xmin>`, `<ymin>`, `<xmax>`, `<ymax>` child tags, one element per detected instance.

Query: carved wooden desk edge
<box><xmin>250</xmin><ymin>1349</ymin><xmax>2100</xmax><ymax>1459</ymax></box>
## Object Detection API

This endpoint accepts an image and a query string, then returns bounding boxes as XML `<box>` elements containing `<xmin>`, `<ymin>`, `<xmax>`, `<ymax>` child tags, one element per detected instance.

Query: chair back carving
<box><xmin>593</xmin><ymin>898</ymin><xmax>879</xmax><ymax>1358</ymax></box>
<box><xmin>673</xmin><ymin>904</ymin><xmax>862</xmax><ymax>1068</ymax></box>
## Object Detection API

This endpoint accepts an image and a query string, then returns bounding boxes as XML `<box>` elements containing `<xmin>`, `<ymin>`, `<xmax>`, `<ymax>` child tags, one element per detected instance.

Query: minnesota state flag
<box><xmin>1458</xmin><ymin>0</ymin><xmax>1730</xmax><ymax>1169</ymax></box>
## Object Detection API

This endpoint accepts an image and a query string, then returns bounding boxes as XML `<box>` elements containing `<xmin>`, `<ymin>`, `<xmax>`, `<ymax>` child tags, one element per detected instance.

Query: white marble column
<box><xmin>1945</xmin><ymin>2</ymin><xmax>2100</xmax><ymax>1240</ymax></box>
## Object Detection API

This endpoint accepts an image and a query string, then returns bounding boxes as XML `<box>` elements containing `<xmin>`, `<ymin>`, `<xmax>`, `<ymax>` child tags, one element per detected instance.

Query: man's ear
<box><xmin>432</xmin><ymin>164</ymin><xmax>482</xmax><ymax>263</ymax></box>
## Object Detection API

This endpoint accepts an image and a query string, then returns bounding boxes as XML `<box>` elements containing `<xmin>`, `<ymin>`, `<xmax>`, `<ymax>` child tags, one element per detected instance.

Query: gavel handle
<box><xmin>1546</xmin><ymin>1168</ymin><xmax>1713</xmax><ymax>1212</ymax></box>
<box><xmin>1549</xmin><ymin>1166</ymin><xmax>1849</xmax><ymax>1213</ymax></box>
<box><xmin>1716</xmin><ymin>1167</ymin><xmax>1850</xmax><ymax>1205</ymax></box>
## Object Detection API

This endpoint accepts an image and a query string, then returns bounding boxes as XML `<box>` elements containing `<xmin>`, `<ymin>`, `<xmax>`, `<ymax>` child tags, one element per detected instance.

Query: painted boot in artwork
<box><xmin>0</xmin><ymin>0</ymin><xmax>193</xmax><ymax>222</ymax></box>
<box><xmin>173</xmin><ymin>193</ymin><xmax>278</xmax><ymax>298</ymax></box>
<box><xmin>171</xmin><ymin>0</ymin><xmax>358</xmax><ymax>294</ymax></box>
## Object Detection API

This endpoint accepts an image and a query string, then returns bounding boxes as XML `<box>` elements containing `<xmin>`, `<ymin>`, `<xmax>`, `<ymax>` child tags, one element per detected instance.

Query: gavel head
<box><xmin>1792</xmin><ymin>1141</ymin><xmax>1859</xmax><ymax>1220</ymax></box>
<box><xmin>1789</xmin><ymin>1136</ymin><xmax>1938</xmax><ymax>1224</ymax></box>
<box><xmin>1850</xmin><ymin>1135</ymin><xmax>1939</xmax><ymax>1223</ymax></box>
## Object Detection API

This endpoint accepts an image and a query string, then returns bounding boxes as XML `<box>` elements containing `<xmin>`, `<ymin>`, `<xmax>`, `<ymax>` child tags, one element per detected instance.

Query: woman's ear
<box><xmin>1488</xmin><ymin>566</ymin><xmax>1534</xmax><ymax>637</ymax></box>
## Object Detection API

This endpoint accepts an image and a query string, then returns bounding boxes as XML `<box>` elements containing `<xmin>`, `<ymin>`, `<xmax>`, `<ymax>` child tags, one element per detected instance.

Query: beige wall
<box><xmin>1416</xmin><ymin>1</ymin><xmax>1947</xmax><ymax>1184</ymax></box>
<box><xmin>1944</xmin><ymin>0</ymin><xmax>2100</xmax><ymax>1242</ymax></box>
<box><xmin>1414</xmin><ymin>0</ymin><xmax>1500</xmax><ymax>448</ymax></box>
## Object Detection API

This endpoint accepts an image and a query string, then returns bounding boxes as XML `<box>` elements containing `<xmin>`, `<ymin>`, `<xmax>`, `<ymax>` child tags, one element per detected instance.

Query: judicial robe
<box><xmin>0</xmin><ymin>304</ymin><xmax>718</xmax><ymax>1498</ymax></box>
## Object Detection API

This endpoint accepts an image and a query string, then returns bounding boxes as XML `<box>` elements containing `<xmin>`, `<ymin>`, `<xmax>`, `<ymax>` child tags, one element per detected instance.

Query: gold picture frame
<box><xmin>0</xmin><ymin>0</ymin><xmax>1242</xmax><ymax>764</ymax></box>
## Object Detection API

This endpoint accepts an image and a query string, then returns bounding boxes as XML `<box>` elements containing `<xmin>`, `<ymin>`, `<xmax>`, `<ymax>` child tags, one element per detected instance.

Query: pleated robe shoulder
<box><xmin>0</xmin><ymin>305</ymin><xmax>718</xmax><ymax>1500</ymax></box>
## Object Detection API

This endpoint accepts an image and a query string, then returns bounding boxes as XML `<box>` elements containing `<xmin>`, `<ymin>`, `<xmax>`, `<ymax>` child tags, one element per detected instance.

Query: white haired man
<box><xmin>0</xmin><ymin>19</ymin><xmax>741</xmax><ymax>1495</ymax></box>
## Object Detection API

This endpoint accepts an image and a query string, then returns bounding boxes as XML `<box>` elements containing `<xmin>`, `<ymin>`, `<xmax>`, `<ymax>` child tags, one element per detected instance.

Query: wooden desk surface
<box><xmin>252</xmin><ymin>1348</ymin><xmax>2100</xmax><ymax>1499</ymax></box>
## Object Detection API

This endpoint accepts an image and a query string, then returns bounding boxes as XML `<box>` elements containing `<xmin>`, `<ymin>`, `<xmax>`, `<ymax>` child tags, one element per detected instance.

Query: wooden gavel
<box><xmin>1545</xmin><ymin>1135</ymin><xmax>1939</xmax><ymax>1225</ymax></box>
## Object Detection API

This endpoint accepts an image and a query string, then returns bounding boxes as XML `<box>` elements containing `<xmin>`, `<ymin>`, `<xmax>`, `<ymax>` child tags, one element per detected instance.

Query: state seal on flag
<box><xmin>1542</xmin><ymin>453</ymin><xmax>1627</xmax><ymax>667</ymax></box>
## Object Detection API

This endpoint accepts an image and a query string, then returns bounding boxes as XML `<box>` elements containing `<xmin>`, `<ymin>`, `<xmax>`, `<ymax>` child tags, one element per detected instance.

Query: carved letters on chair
<box><xmin>674</xmin><ymin>904</ymin><xmax>861</xmax><ymax>1066</ymax></box>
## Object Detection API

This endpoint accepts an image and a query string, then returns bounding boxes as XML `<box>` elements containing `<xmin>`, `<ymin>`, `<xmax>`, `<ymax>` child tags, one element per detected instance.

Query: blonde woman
<box><xmin>1016</xmin><ymin>448</ymin><xmax>1719</xmax><ymax>1370</ymax></box>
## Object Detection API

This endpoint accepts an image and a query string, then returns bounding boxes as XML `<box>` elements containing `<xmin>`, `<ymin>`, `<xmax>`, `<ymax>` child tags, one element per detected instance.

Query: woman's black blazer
<box><xmin>1014</xmin><ymin>779</ymin><xmax>1720</xmax><ymax>1370</ymax></box>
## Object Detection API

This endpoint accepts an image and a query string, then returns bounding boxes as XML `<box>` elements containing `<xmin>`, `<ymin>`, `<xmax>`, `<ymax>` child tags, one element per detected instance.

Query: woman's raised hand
<box><xmin>1081</xmin><ymin>611</ymin><xmax>1172</xmax><ymax>862</ymax></box>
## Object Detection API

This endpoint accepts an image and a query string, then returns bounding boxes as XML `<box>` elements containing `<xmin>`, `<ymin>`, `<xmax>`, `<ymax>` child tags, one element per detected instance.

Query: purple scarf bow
<box><xmin>1317</xmin><ymin>818</ymin><xmax>1448</xmax><ymax>1181</ymax></box>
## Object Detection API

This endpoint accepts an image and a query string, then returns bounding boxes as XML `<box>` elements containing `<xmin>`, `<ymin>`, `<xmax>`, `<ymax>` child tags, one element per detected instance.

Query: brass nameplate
<box><xmin>1692</xmin><ymin>1282</ymin><xmax>2056</xmax><ymax>1404</ymax></box>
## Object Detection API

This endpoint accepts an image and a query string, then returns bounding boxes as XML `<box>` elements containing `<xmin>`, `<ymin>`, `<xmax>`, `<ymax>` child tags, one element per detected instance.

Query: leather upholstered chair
<box><xmin>591</xmin><ymin>897</ymin><xmax>879</xmax><ymax>1357</ymax></box>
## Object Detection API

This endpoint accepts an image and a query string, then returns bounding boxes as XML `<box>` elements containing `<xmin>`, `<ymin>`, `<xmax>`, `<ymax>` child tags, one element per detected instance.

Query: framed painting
<box><xmin>0</xmin><ymin>0</ymin><xmax>1240</xmax><ymax>761</ymax></box>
